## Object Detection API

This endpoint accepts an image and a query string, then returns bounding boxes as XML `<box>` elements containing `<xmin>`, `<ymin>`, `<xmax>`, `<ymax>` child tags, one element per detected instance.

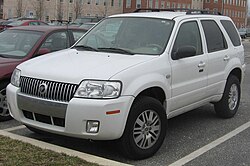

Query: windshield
<box><xmin>0</xmin><ymin>30</ymin><xmax>43</xmax><ymax>58</ymax></box>
<box><xmin>75</xmin><ymin>17</ymin><xmax>174</xmax><ymax>55</ymax></box>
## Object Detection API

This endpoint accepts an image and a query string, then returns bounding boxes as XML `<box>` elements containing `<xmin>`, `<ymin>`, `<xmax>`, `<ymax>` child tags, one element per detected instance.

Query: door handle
<box><xmin>224</xmin><ymin>55</ymin><xmax>230</xmax><ymax>61</ymax></box>
<box><xmin>198</xmin><ymin>61</ymin><xmax>206</xmax><ymax>68</ymax></box>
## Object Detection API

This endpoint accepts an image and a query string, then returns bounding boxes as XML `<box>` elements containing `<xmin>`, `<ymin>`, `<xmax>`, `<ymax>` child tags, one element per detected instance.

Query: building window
<box><xmin>172</xmin><ymin>2</ymin><xmax>175</xmax><ymax>8</ymax></box>
<box><xmin>166</xmin><ymin>2</ymin><xmax>170</xmax><ymax>8</ymax></box>
<box><xmin>136</xmin><ymin>0</ymin><xmax>141</xmax><ymax>8</ymax></box>
<box><xmin>214</xmin><ymin>0</ymin><xmax>218</xmax><ymax>3</ymax></box>
<box><xmin>96</xmin><ymin>0</ymin><xmax>99</xmax><ymax>5</ymax></box>
<box><xmin>60</xmin><ymin>0</ymin><xmax>63</xmax><ymax>2</ymax></box>
<box><xmin>126</xmin><ymin>0</ymin><xmax>131</xmax><ymax>8</ymax></box>
<box><xmin>206</xmin><ymin>0</ymin><xmax>210</xmax><ymax>3</ymax></box>
<box><xmin>70</xmin><ymin>0</ymin><xmax>73</xmax><ymax>3</ymax></box>
<box><xmin>46</xmin><ymin>16</ymin><xmax>49</xmax><ymax>22</ymax></box>
<box><xmin>161</xmin><ymin>2</ymin><xmax>164</xmax><ymax>8</ymax></box>
<box><xmin>111</xmin><ymin>0</ymin><xmax>114</xmax><ymax>6</ymax></box>
<box><xmin>155</xmin><ymin>1</ymin><xmax>159</xmax><ymax>8</ymax></box>
<box><xmin>69</xmin><ymin>13</ymin><xmax>72</xmax><ymax>22</ymax></box>
<box><xmin>149</xmin><ymin>0</ymin><xmax>153</xmax><ymax>8</ymax></box>
<box><xmin>87</xmin><ymin>0</ymin><xmax>91</xmax><ymax>4</ymax></box>
<box><xmin>119</xmin><ymin>0</ymin><xmax>122</xmax><ymax>7</ymax></box>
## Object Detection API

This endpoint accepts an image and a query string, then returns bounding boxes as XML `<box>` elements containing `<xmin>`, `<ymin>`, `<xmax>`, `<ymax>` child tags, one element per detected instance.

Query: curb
<box><xmin>0</xmin><ymin>130</ymin><xmax>133</xmax><ymax>166</ymax></box>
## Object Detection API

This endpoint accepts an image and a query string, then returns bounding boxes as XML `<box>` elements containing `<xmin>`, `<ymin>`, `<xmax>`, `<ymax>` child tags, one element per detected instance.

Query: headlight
<box><xmin>11</xmin><ymin>68</ymin><xmax>21</xmax><ymax>87</ymax></box>
<box><xmin>74</xmin><ymin>80</ymin><xmax>122</xmax><ymax>99</ymax></box>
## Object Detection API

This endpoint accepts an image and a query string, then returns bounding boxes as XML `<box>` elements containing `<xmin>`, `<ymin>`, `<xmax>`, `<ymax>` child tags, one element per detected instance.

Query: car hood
<box><xmin>0</xmin><ymin>57</ymin><xmax>21</xmax><ymax>65</ymax></box>
<box><xmin>19</xmin><ymin>49</ymin><xmax>156</xmax><ymax>84</ymax></box>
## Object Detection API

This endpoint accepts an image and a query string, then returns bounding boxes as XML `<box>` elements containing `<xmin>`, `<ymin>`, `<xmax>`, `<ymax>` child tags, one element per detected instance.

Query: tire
<box><xmin>214</xmin><ymin>75</ymin><xmax>241</xmax><ymax>118</ymax></box>
<box><xmin>0</xmin><ymin>81</ymin><xmax>12</xmax><ymax>122</ymax></box>
<box><xmin>120</xmin><ymin>96</ymin><xmax>167</xmax><ymax>160</ymax></box>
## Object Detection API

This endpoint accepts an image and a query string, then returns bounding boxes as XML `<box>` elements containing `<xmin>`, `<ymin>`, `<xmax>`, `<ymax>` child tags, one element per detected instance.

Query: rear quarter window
<box><xmin>220</xmin><ymin>20</ymin><xmax>241</xmax><ymax>47</ymax></box>
<box><xmin>201</xmin><ymin>20</ymin><xmax>228</xmax><ymax>53</ymax></box>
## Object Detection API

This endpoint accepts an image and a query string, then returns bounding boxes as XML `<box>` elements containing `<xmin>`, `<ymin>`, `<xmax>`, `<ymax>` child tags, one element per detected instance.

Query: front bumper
<box><xmin>6</xmin><ymin>84</ymin><xmax>134</xmax><ymax>140</ymax></box>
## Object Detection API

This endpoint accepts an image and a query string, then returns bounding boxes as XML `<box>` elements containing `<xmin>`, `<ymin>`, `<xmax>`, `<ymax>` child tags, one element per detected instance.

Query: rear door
<box><xmin>200</xmin><ymin>19</ymin><xmax>237</xmax><ymax>97</ymax></box>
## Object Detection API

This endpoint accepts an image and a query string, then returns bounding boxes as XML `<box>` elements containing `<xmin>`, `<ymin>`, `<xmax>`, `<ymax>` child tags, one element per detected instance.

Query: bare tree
<box><xmin>32</xmin><ymin>0</ymin><xmax>45</xmax><ymax>20</ymax></box>
<box><xmin>74</xmin><ymin>0</ymin><xmax>84</xmax><ymax>19</ymax></box>
<box><xmin>57</xmin><ymin>0</ymin><xmax>63</xmax><ymax>20</ymax></box>
<box><xmin>16</xmin><ymin>0</ymin><xmax>24</xmax><ymax>17</ymax></box>
<box><xmin>96</xmin><ymin>0</ymin><xmax>109</xmax><ymax>17</ymax></box>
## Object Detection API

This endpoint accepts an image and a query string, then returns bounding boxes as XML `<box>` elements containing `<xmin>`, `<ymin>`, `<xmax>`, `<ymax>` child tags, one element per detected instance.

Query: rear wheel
<box><xmin>0</xmin><ymin>82</ymin><xmax>12</xmax><ymax>122</ymax></box>
<box><xmin>214</xmin><ymin>75</ymin><xmax>240</xmax><ymax>118</ymax></box>
<box><xmin>120</xmin><ymin>96</ymin><xmax>167</xmax><ymax>160</ymax></box>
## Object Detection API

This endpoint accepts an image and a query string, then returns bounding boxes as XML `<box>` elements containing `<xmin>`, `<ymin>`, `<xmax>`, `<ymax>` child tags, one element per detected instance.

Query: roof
<box><xmin>110</xmin><ymin>10</ymin><xmax>228</xmax><ymax>20</ymax></box>
<box><xmin>110</xmin><ymin>12</ymin><xmax>187</xmax><ymax>20</ymax></box>
<box><xmin>7</xmin><ymin>25</ymin><xmax>87</xmax><ymax>33</ymax></box>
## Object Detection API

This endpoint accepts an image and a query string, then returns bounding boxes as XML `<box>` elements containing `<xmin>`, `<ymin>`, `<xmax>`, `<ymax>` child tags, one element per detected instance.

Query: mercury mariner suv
<box><xmin>7</xmin><ymin>9</ymin><xmax>246</xmax><ymax>159</ymax></box>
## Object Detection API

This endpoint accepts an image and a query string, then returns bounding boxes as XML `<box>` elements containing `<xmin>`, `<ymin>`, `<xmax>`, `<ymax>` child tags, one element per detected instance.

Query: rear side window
<box><xmin>220</xmin><ymin>20</ymin><xmax>241</xmax><ymax>46</ymax></box>
<box><xmin>201</xmin><ymin>20</ymin><xmax>227</xmax><ymax>53</ymax></box>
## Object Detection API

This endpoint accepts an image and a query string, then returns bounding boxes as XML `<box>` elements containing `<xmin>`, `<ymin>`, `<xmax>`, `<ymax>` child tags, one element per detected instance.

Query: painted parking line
<box><xmin>4</xmin><ymin>125</ymin><xmax>26</xmax><ymax>132</ymax></box>
<box><xmin>0</xmin><ymin>130</ymin><xmax>133</xmax><ymax>166</ymax></box>
<box><xmin>169</xmin><ymin>121</ymin><xmax>250</xmax><ymax>166</ymax></box>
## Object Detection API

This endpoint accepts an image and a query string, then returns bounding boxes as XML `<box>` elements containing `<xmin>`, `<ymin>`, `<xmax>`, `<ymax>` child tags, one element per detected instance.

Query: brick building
<box><xmin>0</xmin><ymin>0</ymin><xmax>123</xmax><ymax>22</ymax></box>
<box><xmin>123</xmin><ymin>0</ymin><xmax>247</xmax><ymax>28</ymax></box>
<box><xmin>123</xmin><ymin>0</ymin><xmax>200</xmax><ymax>13</ymax></box>
<box><xmin>203</xmin><ymin>0</ymin><xmax>247</xmax><ymax>27</ymax></box>
<box><xmin>0</xmin><ymin>0</ymin><xmax>247</xmax><ymax>27</ymax></box>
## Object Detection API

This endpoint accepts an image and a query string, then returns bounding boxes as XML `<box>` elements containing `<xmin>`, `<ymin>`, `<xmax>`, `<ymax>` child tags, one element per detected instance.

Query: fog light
<box><xmin>86</xmin><ymin>121</ymin><xmax>99</xmax><ymax>133</ymax></box>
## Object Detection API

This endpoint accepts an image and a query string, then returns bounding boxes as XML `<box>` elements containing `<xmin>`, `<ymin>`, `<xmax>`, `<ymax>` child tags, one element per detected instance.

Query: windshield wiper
<box><xmin>98</xmin><ymin>47</ymin><xmax>134</xmax><ymax>55</ymax></box>
<box><xmin>72</xmin><ymin>45</ymin><xmax>98</xmax><ymax>52</ymax></box>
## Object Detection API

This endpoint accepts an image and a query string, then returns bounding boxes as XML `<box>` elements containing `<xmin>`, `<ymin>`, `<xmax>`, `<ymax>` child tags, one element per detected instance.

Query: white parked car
<box><xmin>7</xmin><ymin>9</ymin><xmax>246</xmax><ymax>159</ymax></box>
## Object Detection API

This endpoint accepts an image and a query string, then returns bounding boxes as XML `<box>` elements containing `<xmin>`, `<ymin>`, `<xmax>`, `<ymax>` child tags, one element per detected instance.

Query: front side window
<box><xmin>75</xmin><ymin>17</ymin><xmax>174</xmax><ymax>55</ymax></box>
<box><xmin>172</xmin><ymin>21</ymin><xmax>203</xmax><ymax>58</ymax></box>
<box><xmin>0</xmin><ymin>30</ymin><xmax>42</xmax><ymax>58</ymax></box>
<box><xmin>201</xmin><ymin>20</ymin><xmax>227</xmax><ymax>53</ymax></box>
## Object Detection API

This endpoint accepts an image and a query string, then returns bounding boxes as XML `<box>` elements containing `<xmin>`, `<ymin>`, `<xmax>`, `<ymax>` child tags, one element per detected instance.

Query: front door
<box><xmin>169</xmin><ymin>19</ymin><xmax>208</xmax><ymax>111</ymax></box>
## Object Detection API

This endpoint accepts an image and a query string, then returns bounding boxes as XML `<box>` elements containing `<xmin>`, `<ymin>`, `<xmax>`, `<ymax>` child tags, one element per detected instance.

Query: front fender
<box><xmin>122</xmin><ymin>73</ymin><xmax>171</xmax><ymax>101</ymax></box>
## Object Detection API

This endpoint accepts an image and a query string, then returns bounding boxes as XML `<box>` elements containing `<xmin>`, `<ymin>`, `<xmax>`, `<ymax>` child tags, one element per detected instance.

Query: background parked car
<box><xmin>70</xmin><ymin>16</ymin><xmax>103</xmax><ymax>26</ymax></box>
<box><xmin>0</xmin><ymin>26</ymin><xmax>87</xmax><ymax>121</ymax></box>
<box><xmin>238</xmin><ymin>28</ymin><xmax>247</xmax><ymax>38</ymax></box>
<box><xmin>79</xmin><ymin>22</ymin><xmax>97</xmax><ymax>30</ymax></box>
<box><xmin>0</xmin><ymin>19</ymin><xmax>48</xmax><ymax>31</ymax></box>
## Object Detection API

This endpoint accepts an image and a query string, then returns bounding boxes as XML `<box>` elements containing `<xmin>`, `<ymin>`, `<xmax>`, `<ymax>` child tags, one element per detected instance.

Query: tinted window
<box><xmin>41</xmin><ymin>31</ymin><xmax>69</xmax><ymax>52</ymax></box>
<box><xmin>220</xmin><ymin>20</ymin><xmax>241</xmax><ymax>46</ymax></box>
<box><xmin>201</xmin><ymin>20</ymin><xmax>227</xmax><ymax>53</ymax></box>
<box><xmin>172</xmin><ymin>21</ymin><xmax>203</xmax><ymax>58</ymax></box>
<box><xmin>72</xmin><ymin>31</ymin><xmax>86</xmax><ymax>43</ymax></box>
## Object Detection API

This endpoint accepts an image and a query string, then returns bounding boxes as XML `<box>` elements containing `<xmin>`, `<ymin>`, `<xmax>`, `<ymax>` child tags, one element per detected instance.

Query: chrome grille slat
<box><xmin>20</xmin><ymin>76</ymin><xmax>78</xmax><ymax>102</ymax></box>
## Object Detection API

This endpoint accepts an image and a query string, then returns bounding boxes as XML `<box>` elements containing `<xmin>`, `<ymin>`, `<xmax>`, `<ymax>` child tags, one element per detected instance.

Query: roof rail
<box><xmin>133</xmin><ymin>8</ymin><xmax>222</xmax><ymax>15</ymax></box>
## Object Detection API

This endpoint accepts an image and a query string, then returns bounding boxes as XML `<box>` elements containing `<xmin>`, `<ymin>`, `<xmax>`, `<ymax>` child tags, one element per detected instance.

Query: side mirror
<box><xmin>36</xmin><ymin>48</ymin><xmax>50</xmax><ymax>56</ymax></box>
<box><xmin>172</xmin><ymin>46</ymin><xmax>196</xmax><ymax>60</ymax></box>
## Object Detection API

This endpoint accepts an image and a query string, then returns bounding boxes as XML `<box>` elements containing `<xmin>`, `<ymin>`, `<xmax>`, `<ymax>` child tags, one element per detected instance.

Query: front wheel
<box><xmin>120</xmin><ymin>96</ymin><xmax>167</xmax><ymax>160</ymax></box>
<box><xmin>214</xmin><ymin>75</ymin><xmax>241</xmax><ymax>118</ymax></box>
<box><xmin>0</xmin><ymin>82</ymin><xmax>12</xmax><ymax>122</ymax></box>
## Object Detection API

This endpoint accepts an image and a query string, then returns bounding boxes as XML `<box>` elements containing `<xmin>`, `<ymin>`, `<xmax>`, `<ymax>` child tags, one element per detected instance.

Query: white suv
<box><xmin>7</xmin><ymin>9</ymin><xmax>246</xmax><ymax>159</ymax></box>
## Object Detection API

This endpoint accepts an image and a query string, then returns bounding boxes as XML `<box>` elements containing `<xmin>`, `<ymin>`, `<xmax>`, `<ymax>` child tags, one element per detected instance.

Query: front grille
<box><xmin>20</xmin><ymin>76</ymin><xmax>78</xmax><ymax>102</ymax></box>
<box><xmin>23</xmin><ymin>110</ymin><xmax>65</xmax><ymax>127</ymax></box>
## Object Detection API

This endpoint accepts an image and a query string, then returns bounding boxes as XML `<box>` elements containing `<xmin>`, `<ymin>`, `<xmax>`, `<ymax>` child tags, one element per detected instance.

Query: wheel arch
<box><xmin>227</xmin><ymin>67</ymin><xmax>242</xmax><ymax>83</ymax></box>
